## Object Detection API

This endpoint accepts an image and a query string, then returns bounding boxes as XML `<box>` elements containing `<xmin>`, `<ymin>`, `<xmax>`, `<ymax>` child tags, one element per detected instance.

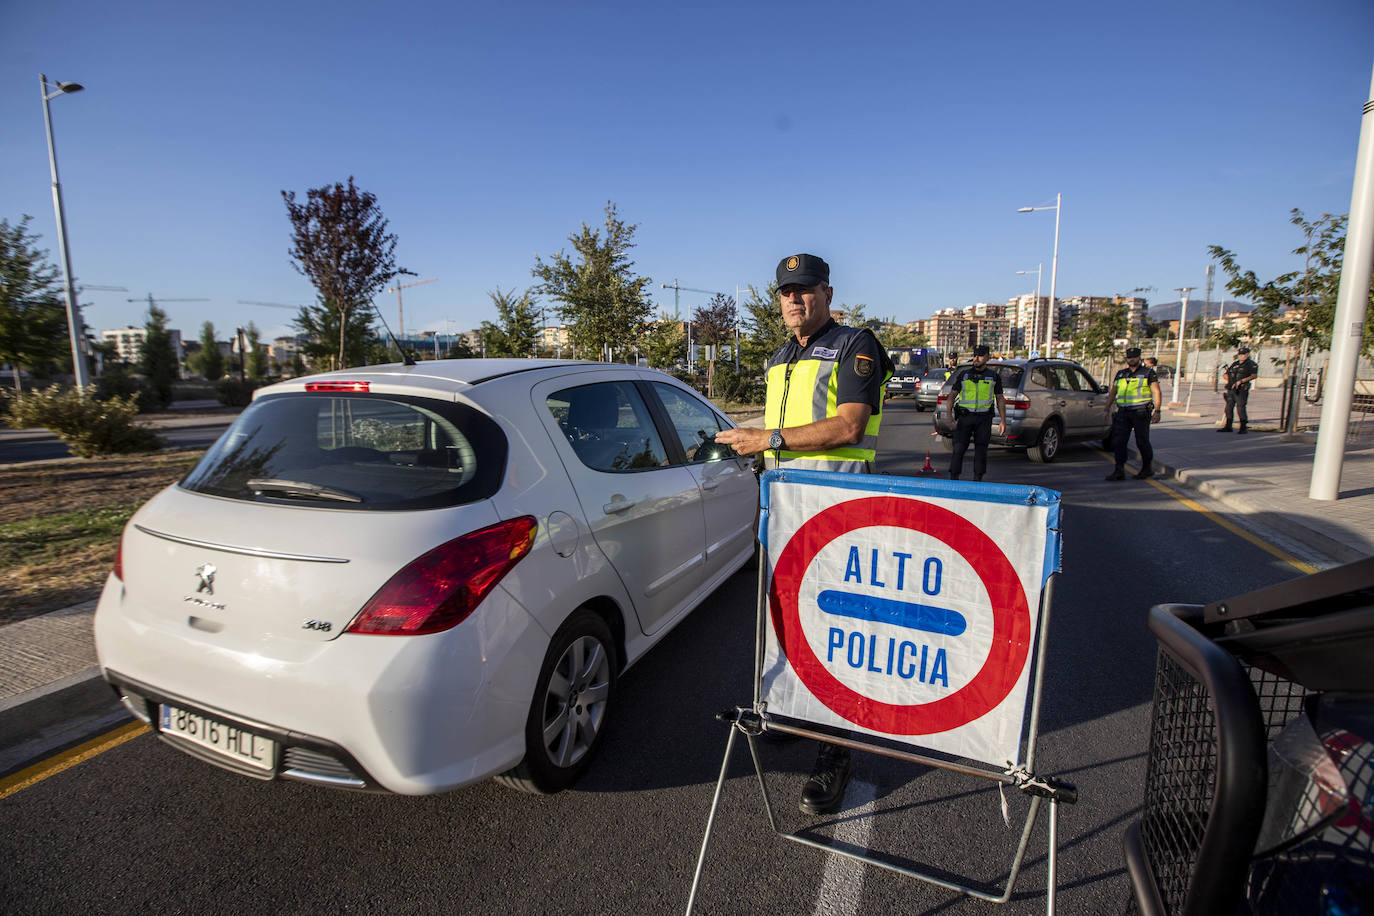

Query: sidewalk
<box><xmin>3</xmin><ymin>387</ymin><xmax>1373</xmax><ymax>766</ymax></box>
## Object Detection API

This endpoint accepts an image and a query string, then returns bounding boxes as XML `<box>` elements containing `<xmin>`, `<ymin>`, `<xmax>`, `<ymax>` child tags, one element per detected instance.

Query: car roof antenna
<box><xmin>371</xmin><ymin>302</ymin><xmax>416</xmax><ymax>366</ymax></box>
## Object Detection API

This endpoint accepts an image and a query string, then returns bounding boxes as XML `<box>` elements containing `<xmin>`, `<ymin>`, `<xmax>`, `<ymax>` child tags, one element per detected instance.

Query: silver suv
<box><xmin>932</xmin><ymin>358</ymin><xmax>1112</xmax><ymax>462</ymax></box>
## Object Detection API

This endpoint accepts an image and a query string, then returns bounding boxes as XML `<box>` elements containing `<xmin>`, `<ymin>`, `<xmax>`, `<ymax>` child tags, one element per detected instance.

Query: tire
<box><xmin>495</xmin><ymin>609</ymin><xmax>617</xmax><ymax>794</ymax></box>
<box><xmin>1027</xmin><ymin>419</ymin><xmax>1063</xmax><ymax>463</ymax></box>
<box><xmin>914</xmin><ymin>403</ymin><xmax>926</xmax><ymax>412</ymax></box>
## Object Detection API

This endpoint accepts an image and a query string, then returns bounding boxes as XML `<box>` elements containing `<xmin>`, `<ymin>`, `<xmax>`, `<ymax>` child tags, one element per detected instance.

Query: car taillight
<box><xmin>112</xmin><ymin>534</ymin><xmax>124</xmax><ymax>582</ymax></box>
<box><xmin>1006</xmin><ymin>394</ymin><xmax>1031</xmax><ymax>410</ymax></box>
<box><xmin>345</xmin><ymin>516</ymin><xmax>538</xmax><ymax>636</ymax></box>
<box><xmin>936</xmin><ymin>394</ymin><xmax>948</xmax><ymax>405</ymax></box>
<box><xmin>305</xmin><ymin>380</ymin><xmax>370</xmax><ymax>392</ymax></box>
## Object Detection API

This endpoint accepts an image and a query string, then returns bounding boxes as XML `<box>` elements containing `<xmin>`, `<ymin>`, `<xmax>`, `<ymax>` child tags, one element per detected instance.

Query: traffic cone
<box><xmin>919</xmin><ymin>451</ymin><xmax>938</xmax><ymax>475</ymax></box>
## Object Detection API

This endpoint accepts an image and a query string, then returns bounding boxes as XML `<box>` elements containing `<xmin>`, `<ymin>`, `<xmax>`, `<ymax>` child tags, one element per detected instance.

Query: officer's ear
<box><xmin>821</xmin><ymin>285</ymin><xmax>834</xmax><ymax>308</ymax></box>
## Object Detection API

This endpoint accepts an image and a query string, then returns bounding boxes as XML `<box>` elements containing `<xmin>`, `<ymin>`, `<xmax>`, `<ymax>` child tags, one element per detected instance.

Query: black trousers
<box><xmin>949</xmin><ymin>411</ymin><xmax>993</xmax><ymax>480</ymax></box>
<box><xmin>1112</xmin><ymin>408</ymin><xmax>1153</xmax><ymax>472</ymax></box>
<box><xmin>1222</xmin><ymin>387</ymin><xmax>1250</xmax><ymax>426</ymax></box>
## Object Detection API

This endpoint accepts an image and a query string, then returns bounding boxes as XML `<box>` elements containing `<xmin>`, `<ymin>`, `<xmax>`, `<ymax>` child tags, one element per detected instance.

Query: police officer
<box><xmin>716</xmin><ymin>252</ymin><xmax>892</xmax><ymax>815</ymax></box>
<box><xmin>945</xmin><ymin>345</ymin><xmax>1006</xmax><ymax>482</ymax></box>
<box><xmin>1104</xmin><ymin>346</ymin><xmax>1162</xmax><ymax>480</ymax></box>
<box><xmin>1218</xmin><ymin>346</ymin><xmax>1258</xmax><ymax>433</ymax></box>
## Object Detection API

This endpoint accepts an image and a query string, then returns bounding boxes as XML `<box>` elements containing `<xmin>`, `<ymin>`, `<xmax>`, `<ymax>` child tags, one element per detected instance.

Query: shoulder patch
<box><xmin>813</xmin><ymin>346</ymin><xmax>839</xmax><ymax>360</ymax></box>
<box><xmin>854</xmin><ymin>354</ymin><xmax>873</xmax><ymax>378</ymax></box>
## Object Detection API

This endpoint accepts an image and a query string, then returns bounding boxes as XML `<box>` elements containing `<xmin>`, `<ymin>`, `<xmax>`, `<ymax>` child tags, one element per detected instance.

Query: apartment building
<box><xmin>100</xmin><ymin>325</ymin><xmax>184</xmax><ymax>365</ymax></box>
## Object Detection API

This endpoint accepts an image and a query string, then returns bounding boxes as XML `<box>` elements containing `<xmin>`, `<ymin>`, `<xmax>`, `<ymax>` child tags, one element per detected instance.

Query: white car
<box><xmin>95</xmin><ymin>359</ymin><xmax>759</xmax><ymax>795</ymax></box>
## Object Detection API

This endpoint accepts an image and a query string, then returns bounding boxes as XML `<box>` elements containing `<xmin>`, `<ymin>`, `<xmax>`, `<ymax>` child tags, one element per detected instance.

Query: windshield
<box><xmin>180</xmin><ymin>393</ymin><xmax>506</xmax><ymax>510</ymax></box>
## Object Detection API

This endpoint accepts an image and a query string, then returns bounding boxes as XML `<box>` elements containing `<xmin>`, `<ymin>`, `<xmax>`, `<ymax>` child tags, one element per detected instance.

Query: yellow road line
<box><xmin>1095</xmin><ymin>449</ymin><xmax>1318</xmax><ymax>575</ymax></box>
<box><xmin>0</xmin><ymin>720</ymin><xmax>150</xmax><ymax>799</ymax></box>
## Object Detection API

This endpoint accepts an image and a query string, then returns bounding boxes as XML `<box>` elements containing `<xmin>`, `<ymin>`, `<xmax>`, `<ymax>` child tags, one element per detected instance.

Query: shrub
<box><xmin>95</xmin><ymin>368</ymin><xmax>157</xmax><ymax>410</ymax></box>
<box><xmin>216</xmin><ymin>377</ymin><xmax>265</xmax><ymax>407</ymax></box>
<box><xmin>6</xmin><ymin>386</ymin><xmax>164</xmax><ymax>457</ymax></box>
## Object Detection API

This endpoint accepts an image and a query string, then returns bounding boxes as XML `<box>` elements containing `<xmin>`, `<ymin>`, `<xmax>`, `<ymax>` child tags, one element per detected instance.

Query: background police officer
<box><xmin>1219</xmin><ymin>345</ymin><xmax>1259</xmax><ymax>433</ymax></box>
<box><xmin>1104</xmin><ymin>346</ymin><xmax>1162</xmax><ymax>480</ymax></box>
<box><xmin>716</xmin><ymin>252</ymin><xmax>892</xmax><ymax>816</ymax></box>
<box><xmin>945</xmin><ymin>345</ymin><xmax>1006</xmax><ymax>482</ymax></box>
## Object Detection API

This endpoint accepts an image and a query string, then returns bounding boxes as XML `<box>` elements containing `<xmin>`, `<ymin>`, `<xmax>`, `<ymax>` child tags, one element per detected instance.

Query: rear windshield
<box><xmin>180</xmin><ymin>393</ymin><xmax>506</xmax><ymax>510</ymax></box>
<box><xmin>950</xmin><ymin>365</ymin><xmax>1024</xmax><ymax>389</ymax></box>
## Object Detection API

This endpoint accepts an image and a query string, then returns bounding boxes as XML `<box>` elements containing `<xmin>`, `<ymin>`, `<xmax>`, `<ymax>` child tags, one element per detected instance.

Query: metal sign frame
<box><xmin>686</xmin><ymin>471</ymin><xmax>1077</xmax><ymax>915</ymax></box>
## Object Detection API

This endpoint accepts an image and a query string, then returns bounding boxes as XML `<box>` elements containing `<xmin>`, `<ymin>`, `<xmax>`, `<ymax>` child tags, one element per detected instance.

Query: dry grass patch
<box><xmin>0</xmin><ymin>450</ymin><xmax>201</xmax><ymax>624</ymax></box>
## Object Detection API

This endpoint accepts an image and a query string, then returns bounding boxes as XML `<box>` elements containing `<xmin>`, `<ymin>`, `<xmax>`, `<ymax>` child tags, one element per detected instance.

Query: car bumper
<box><xmin>94</xmin><ymin>575</ymin><xmax>549</xmax><ymax>795</ymax></box>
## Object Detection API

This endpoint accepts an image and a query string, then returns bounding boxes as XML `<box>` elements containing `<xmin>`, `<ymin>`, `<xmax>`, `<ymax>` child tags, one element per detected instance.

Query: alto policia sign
<box><xmin>759</xmin><ymin>469</ymin><xmax>1061</xmax><ymax>767</ymax></box>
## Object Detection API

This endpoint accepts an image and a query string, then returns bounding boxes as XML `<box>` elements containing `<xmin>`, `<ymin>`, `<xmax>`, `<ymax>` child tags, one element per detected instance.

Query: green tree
<box><xmin>244</xmin><ymin>322</ymin><xmax>269</xmax><ymax>379</ymax></box>
<box><xmin>190</xmin><ymin>321</ymin><xmax>224</xmax><ymax>380</ymax></box>
<box><xmin>283</xmin><ymin>177</ymin><xmax>407</xmax><ymax>369</ymax></box>
<box><xmin>876</xmin><ymin>319</ymin><xmax>919</xmax><ymax>348</ymax></box>
<box><xmin>642</xmin><ymin>312</ymin><xmax>686</xmax><ymax>368</ymax></box>
<box><xmin>1075</xmin><ymin>302</ymin><xmax>1129</xmax><ymax>360</ymax></box>
<box><xmin>480</xmin><ymin>287</ymin><xmax>540</xmax><ymax>357</ymax></box>
<box><xmin>531</xmin><ymin>202</ymin><xmax>652</xmax><ymax>361</ymax></box>
<box><xmin>138</xmin><ymin>304</ymin><xmax>178</xmax><ymax>408</ymax></box>
<box><xmin>739</xmin><ymin>282</ymin><xmax>788</xmax><ymax>372</ymax></box>
<box><xmin>0</xmin><ymin>216</ymin><xmax>68</xmax><ymax>392</ymax></box>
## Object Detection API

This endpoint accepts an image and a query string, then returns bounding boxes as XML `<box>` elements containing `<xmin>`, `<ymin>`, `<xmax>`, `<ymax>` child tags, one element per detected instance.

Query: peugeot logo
<box><xmin>195</xmin><ymin>563</ymin><xmax>217</xmax><ymax>595</ymax></box>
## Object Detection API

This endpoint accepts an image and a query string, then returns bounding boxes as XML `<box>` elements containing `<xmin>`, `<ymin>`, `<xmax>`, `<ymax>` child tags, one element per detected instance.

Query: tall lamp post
<box><xmin>1016</xmin><ymin>264</ymin><xmax>1042</xmax><ymax>354</ymax></box>
<box><xmin>40</xmin><ymin>74</ymin><xmax>90</xmax><ymax>390</ymax></box>
<box><xmin>1017</xmin><ymin>194</ymin><xmax>1061</xmax><ymax>357</ymax></box>
<box><xmin>1171</xmin><ymin>287</ymin><xmax>1194</xmax><ymax>405</ymax></box>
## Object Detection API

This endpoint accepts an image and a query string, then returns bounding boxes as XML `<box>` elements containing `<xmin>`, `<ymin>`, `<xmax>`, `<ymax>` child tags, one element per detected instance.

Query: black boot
<box><xmin>1105</xmin><ymin>469</ymin><xmax>1125</xmax><ymax>481</ymax></box>
<box><xmin>1216</xmin><ymin>424</ymin><xmax>1233</xmax><ymax>432</ymax></box>
<box><xmin>799</xmin><ymin>743</ymin><xmax>852</xmax><ymax>815</ymax></box>
<box><xmin>1134</xmin><ymin>467</ymin><xmax>1153</xmax><ymax>479</ymax></box>
<box><xmin>1238</xmin><ymin>424</ymin><xmax>1248</xmax><ymax>434</ymax></box>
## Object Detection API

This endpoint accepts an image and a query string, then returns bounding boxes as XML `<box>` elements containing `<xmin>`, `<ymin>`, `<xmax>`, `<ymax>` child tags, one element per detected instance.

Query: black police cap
<box><xmin>776</xmin><ymin>253</ymin><xmax>830</xmax><ymax>288</ymax></box>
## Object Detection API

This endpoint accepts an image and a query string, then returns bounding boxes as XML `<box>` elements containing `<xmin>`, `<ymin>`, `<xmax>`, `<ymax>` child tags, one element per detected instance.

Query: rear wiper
<box><xmin>246</xmin><ymin>478</ymin><xmax>363</xmax><ymax>503</ymax></box>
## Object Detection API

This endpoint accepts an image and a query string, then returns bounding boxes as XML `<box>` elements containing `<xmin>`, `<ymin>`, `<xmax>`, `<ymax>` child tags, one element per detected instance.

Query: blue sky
<box><xmin>2</xmin><ymin>0</ymin><xmax>1371</xmax><ymax>343</ymax></box>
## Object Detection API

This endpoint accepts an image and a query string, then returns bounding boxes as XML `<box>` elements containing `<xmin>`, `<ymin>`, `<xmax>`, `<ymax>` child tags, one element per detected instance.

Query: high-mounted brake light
<box><xmin>305</xmin><ymin>380</ymin><xmax>370</xmax><ymax>392</ymax></box>
<box><xmin>345</xmin><ymin>516</ymin><xmax>538</xmax><ymax>636</ymax></box>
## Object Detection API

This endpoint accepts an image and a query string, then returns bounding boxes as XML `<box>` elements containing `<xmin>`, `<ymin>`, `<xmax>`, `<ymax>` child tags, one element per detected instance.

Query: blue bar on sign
<box><xmin>816</xmin><ymin>589</ymin><xmax>967</xmax><ymax>637</ymax></box>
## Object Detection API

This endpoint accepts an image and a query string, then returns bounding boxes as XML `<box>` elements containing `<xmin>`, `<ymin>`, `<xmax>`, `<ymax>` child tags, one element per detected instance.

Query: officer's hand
<box><xmin>997</xmin><ymin>419</ymin><xmax>1006</xmax><ymax>436</ymax></box>
<box><xmin>1152</xmin><ymin>409</ymin><xmax>1161</xmax><ymax>423</ymax></box>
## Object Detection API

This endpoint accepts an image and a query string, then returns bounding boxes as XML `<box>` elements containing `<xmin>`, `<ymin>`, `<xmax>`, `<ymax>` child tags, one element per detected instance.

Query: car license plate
<box><xmin>159</xmin><ymin>704</ymin><xmax>275</xmax><ymax>771</ymax></box>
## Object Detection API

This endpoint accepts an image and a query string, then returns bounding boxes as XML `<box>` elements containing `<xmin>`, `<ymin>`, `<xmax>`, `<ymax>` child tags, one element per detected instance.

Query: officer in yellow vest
<box><xmin>1104</xmin><ymin>346</ymin><xmax>1162</xmax><ymax>480</ymax></box>
<box><xmin>945</xmin><ymin>345</ymin><xmax>1006</xmax><ymax>481</ymax></box>
<box><xmin>716</xmin><ymin>252</ymin><xmax>892</xmax><ymax>816</ymax></box>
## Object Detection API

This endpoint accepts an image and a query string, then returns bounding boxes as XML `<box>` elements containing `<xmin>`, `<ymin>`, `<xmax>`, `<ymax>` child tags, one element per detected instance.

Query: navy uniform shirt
<box><xmin>766</xmin><ymin>319</ymin><xmax>889</xmax><ymax>412</ymax></box>
<box><xmin>1112</xmin><ymin>365</ymin><xmax>1158</xmax><ymax>409</ymax></box>
<box><xmin>949</xmin><ymin>365</ymin><xmax>1004</xmax><ymax>414</ymax></box>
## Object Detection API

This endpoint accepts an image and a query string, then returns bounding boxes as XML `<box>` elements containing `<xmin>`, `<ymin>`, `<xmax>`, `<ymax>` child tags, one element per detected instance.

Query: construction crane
<box><xmin>387</xmin><ymin>277</ymin><xmax>437</xmax><ymax>340</ymax></box>
<box><xmin>660</xmin><ymin>280</ymin><xmax>728</xmax><ymax>371</ymax></box>
<box><xmin>127</xmin><ymin>293</ymin><xmax>210</xmax><ymax>312</ymax></box>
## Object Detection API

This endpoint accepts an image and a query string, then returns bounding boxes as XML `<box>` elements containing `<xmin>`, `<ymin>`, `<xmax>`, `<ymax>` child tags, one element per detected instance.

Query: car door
<box><xmin>1068</xmin><ymin>365</ymin><xmax>1112</xmax><ymax>437</ymax></box>
<box><xmin>648</xmin><ymin>381</ymin><xmax>758</xmax><ymax>581</ymax></box>
<box><xmin>535</xmin><ymin>375</ymin><xmax>707</xmax><ymax>636</ymax></box>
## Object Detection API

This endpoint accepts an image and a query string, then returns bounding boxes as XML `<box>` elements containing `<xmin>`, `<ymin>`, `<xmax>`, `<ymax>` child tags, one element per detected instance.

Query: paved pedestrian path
<box><xmin>2</xmin><ymin>384</ymin><xmax>1372</xmax><ymax>713</ymax></box>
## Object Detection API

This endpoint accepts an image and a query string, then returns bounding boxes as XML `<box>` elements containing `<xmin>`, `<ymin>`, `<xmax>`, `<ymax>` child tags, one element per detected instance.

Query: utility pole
<box><xmin>387</xmin><ymin>277</ymin><xmax>437</xmax><ymax>341</ymax></box>
<box><xmin>1169</xmin><ymin>288</ymin><xmax>1194</xmax><ymax>406</ymax></box>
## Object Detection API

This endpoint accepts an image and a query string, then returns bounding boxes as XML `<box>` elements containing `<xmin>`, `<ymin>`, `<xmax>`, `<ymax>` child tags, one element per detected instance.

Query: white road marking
<box><xmin>812</xmin><ymin>778</ymin><xmax>877</xmax><ymax>916</ymax></box>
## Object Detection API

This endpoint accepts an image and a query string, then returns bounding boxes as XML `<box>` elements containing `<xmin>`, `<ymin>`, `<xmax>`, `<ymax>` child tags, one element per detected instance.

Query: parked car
<box><xmin>94</xmin><ymin>359</ymin><xmax>759</xmax><ymax>795</ymax></box>
<box><xmin>932</xmin><ymin>358</ymin><xmax>1112</xmax><ymax>462</ymax></box>
<box><xmin>915</xmin><ymin>368</ymin><xmax>951</xmax><ymax>411</ymax></box>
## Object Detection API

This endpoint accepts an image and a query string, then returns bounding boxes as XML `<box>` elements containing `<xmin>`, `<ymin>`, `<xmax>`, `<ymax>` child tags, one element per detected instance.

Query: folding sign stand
<box><xmin>686</xmin><ymin>471</ymin><xmax>1078</xmax><ymax>915</ymax></box>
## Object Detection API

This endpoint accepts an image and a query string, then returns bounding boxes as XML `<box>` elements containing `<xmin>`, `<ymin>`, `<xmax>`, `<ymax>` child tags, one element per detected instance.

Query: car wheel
<box><xmin>495</xmin><ymin>609</ymin><xmax>617</xmax><ymax>794</ymax></box>
<box><xmin>1028</xmin><ymin>419</ymin><xmax>1062</xmax><ymax>463</ymax></box>
<box><xmin>914</xmin><ymin>403</ymin><xmax>926</xmax><ymax>412</ymax></box>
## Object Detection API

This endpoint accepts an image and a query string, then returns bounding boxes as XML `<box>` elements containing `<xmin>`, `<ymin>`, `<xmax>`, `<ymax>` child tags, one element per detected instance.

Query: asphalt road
<box><xmin>0</xmin><ymin>424</ymin><xmax>229</xmax><ymax>463</ymax></box>
<box><xmin>0</xmin><ymin>399</ymin><xmax>1316</xmax><ymax>914</ymax></box>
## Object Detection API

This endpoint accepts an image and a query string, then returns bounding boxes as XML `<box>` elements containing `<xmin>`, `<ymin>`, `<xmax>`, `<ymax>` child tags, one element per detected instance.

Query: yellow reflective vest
<box><xmin>1114</xmin><ymin>371</ymin><xmax>1154</xmax><ymax>408</ymax></box>
<box><xmin>958</xmin><ymin>376</ymin><xmax>995</xmax><ymax>412</ymax></box>
<box><xmin>763</xmin><ymin>325</ymin><xmax>892</xmax><ymax>472</ymax></box>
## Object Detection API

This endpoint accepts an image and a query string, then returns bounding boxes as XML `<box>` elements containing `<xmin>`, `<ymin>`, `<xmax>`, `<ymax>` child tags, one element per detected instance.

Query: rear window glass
<box><xmin>180</xmin><ymin>393</ymin><xmax>505</xmax><ymax>510</ymax></box>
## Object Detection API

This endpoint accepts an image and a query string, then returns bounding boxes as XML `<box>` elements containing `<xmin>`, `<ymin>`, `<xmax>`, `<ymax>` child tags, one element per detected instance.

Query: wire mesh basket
<box><xmin>1124</xmin><ymin>558</ymin><xmax>1374</xmax><ymax>916</ymax></box>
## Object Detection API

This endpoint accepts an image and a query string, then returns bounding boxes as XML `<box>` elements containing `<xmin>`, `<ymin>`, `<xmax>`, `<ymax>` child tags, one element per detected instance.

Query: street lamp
<box><xmin>1017</xmin><ymin>194</ymin><xmax>1061</xmax><ymax>357</ymax></box>
<box><xmin>40</xmin><ymin>74</ymin><xmax>90</xmax><ymax>390</ymax></box>
<box><xmin>1016</xmin><ymin>264</ymin><xmax>1042</xmax><ymax>354</ymax></box>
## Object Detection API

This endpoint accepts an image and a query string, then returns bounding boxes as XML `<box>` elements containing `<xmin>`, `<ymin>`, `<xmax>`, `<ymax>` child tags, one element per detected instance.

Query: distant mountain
<box><xmin>1147</xmin><ymin>300</ymin><xmax>1252</xmax><ymax>323</ymax></box>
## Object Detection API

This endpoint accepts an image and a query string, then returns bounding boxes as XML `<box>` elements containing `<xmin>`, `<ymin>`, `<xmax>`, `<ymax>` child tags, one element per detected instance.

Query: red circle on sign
<box><xmin>769</xmin><ymin>495</ymin><xmax>1032</xmax><ymax>735</ymax></box>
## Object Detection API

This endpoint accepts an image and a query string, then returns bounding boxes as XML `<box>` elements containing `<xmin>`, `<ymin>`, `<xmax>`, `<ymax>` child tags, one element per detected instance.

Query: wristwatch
<box><xmin>768</xmin><ymin>429</ymin><xmax>786</xmax><ymax>451</ymax></box>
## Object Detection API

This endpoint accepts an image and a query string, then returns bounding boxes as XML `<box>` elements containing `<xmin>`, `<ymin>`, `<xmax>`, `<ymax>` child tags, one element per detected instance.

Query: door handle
<box><xmin>701</xmin><ymin>479</ymin><xmax>720</xmax><ymax>490</ymax></box>
<box><xmin>603</xmin><ymin>498</ymin><xmax>638</xmax><ymax>514</ymax></box>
